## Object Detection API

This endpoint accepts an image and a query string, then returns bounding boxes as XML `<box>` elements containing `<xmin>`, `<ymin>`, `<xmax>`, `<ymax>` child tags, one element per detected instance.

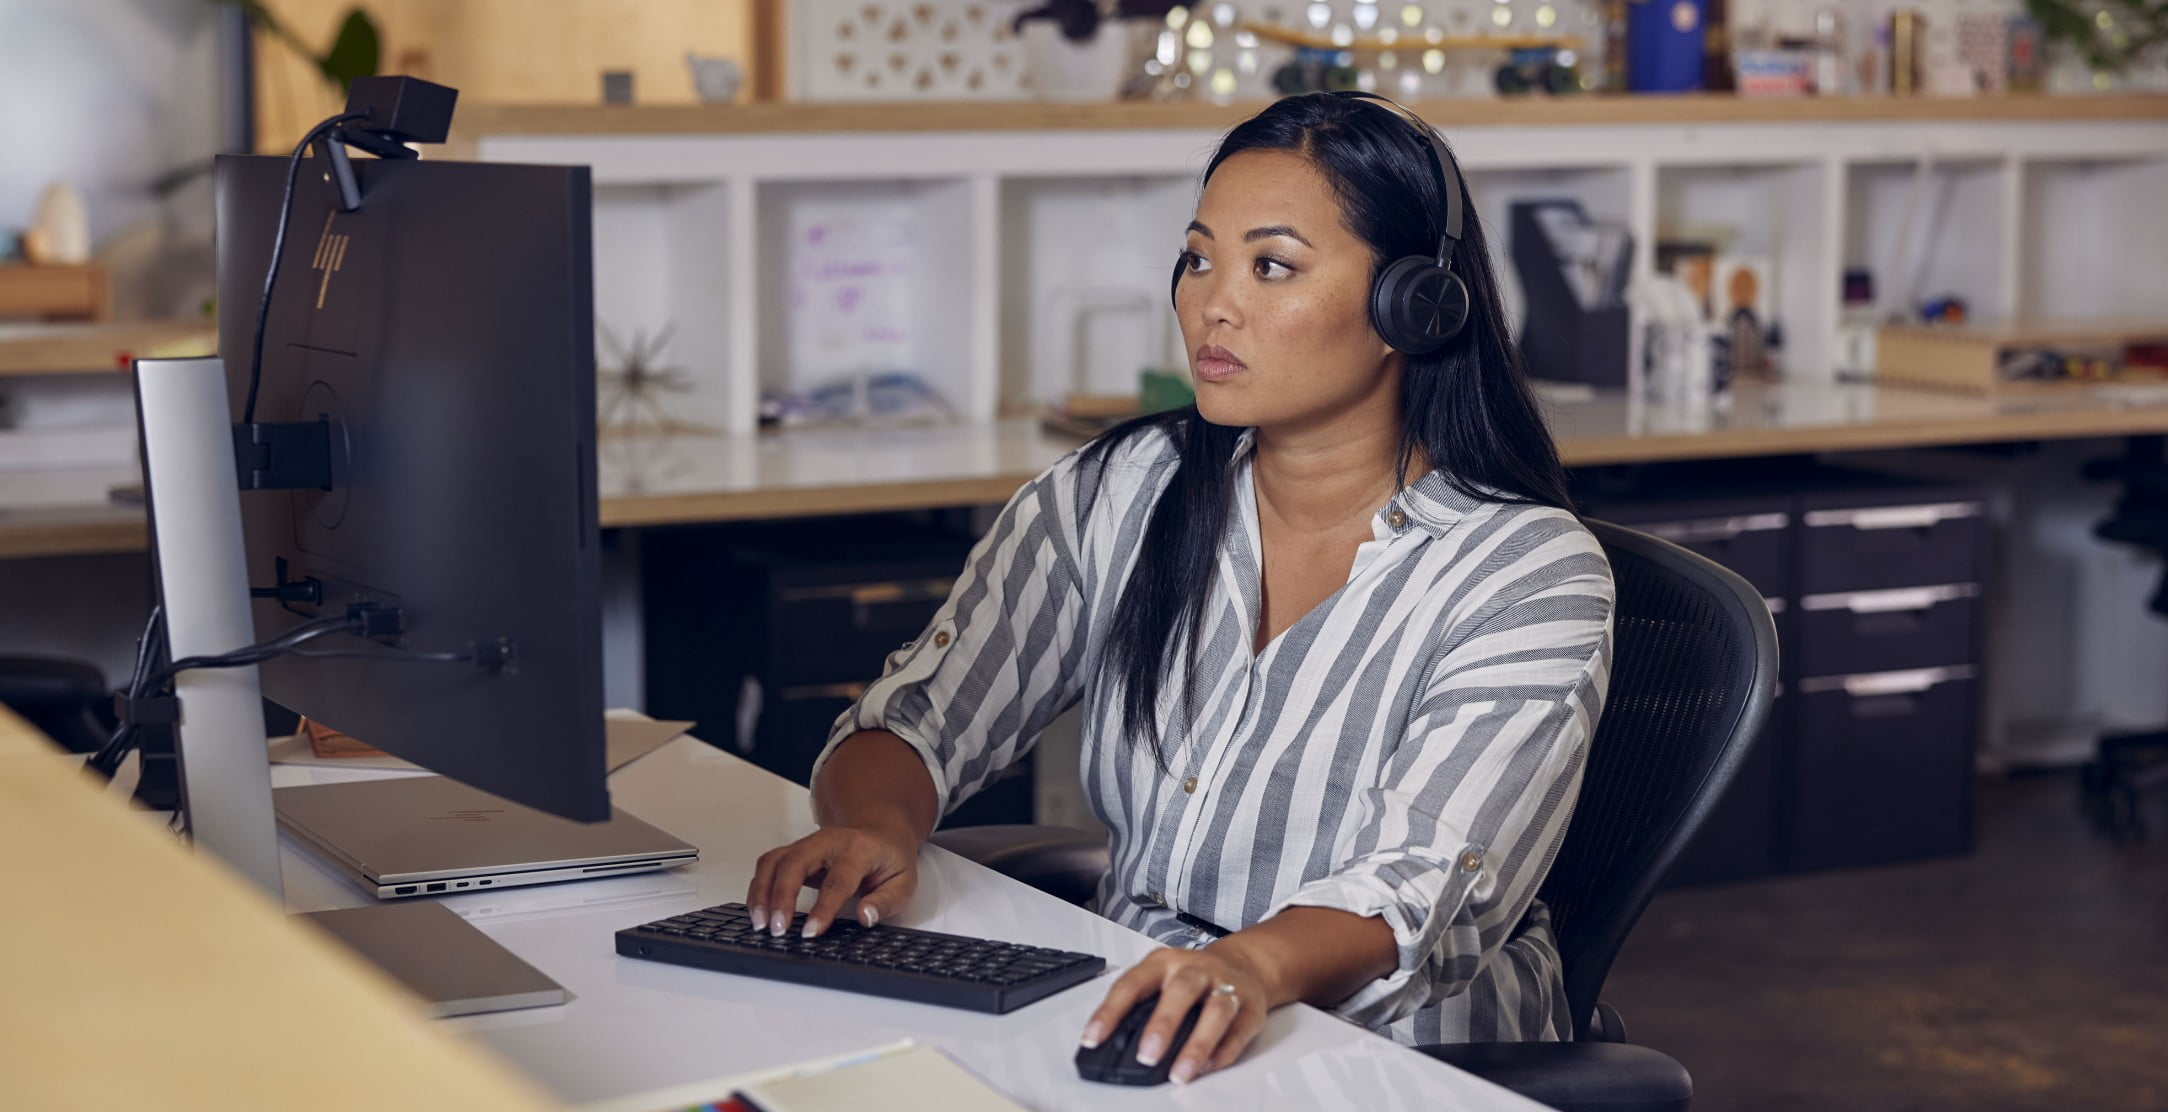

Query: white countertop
<box><xmin>272</xmin><ymin>728</ymin><xmax>1544</xmax><ymax>1111</ymax></box>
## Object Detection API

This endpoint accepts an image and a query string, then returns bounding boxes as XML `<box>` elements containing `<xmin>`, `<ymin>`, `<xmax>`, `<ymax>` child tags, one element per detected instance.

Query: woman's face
<box><xmin>1175</xmin><ymin>148</ymin><xmax>1401</xmax><ymax>434</ymax></box>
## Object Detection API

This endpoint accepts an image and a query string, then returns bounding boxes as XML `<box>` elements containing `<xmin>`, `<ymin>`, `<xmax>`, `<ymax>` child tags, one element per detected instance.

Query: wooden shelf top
<box><xmin>0</xmin><ymin>704</ymin><xmax>555</xmax><ymax>1110</ymax></box>
<box><xmin>0</xmin><ymin>321</ymin><xmax>216</xmax><ymax>378</ymax></box>
<box><xmin>16</xmin><ymin>378</ymin><xmax>2168</xmax><ymax>560</ymax></box>
<box><xmin>458</xmin><ymin>93</ymin><xmax>2168</xmax><ymax>137</ymax></box>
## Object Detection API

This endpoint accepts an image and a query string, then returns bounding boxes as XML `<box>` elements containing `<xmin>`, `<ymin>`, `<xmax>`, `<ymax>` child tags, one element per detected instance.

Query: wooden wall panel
<box><xmin>252</xmin><ymin>0</ymin><xmax>755</xmax><ymax>152</ymax></box>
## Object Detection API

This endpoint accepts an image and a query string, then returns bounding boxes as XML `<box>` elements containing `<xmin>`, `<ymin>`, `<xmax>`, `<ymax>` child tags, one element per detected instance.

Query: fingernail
<box><xmin>861</xmin><ymin>906</ymin><xmax>880</xmax><ymax>928</ymax></box>
<box><xmin>1171</xmin><ymin>1062</ymin><xmax>1197</xmax><ymax>1085</ymax></box>
<box><xmin>801</xmin><ymin>919</ymin><xmax>820</xmax><ymax>938</ymax></box>
<box><xmin>1079</xmin><ymin>1023</ymin><xmax>1103</xmax><ymax>1049</ymax></box>
<box><xmin>749</xmin><ymin>905</ymin><xmax>765</xmax><ymax>926</ymax></box>
<box><xmin>1136</xmin><ymin>1035</ymin><xmax>1165</xmax><ymax>1066</ymax></box>
<box><xmin>770</xmin><ymin>912</ymin><xmax>787</xmax><ymax>936</ymax></box>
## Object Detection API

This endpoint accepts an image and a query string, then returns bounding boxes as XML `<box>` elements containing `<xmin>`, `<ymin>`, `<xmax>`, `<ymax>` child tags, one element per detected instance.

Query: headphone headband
<box><xmin>1172</xmin><ymin>91</ymin><xmax>1474</xmax><ymax>356</ymax></box>
<box><xmin>1331</xmin><ymin>90</ymin><xmax>1465</xmax><ymax>261</ymax></box>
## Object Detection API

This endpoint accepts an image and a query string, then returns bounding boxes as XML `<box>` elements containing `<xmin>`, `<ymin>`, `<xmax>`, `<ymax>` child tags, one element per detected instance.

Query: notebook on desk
<box><xmin>275</xmin><ymin>775</ymin><xmax>699</xmax><ymax>900</ymax></box>
<box><xmin>584</xmin><ymin>1040</ymin><xmax>1024</xmax><ymax>1112</ymax></box>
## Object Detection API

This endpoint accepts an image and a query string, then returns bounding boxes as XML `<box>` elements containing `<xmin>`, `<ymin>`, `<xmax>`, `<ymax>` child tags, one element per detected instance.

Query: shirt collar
<box><xmin>1228</xmin><ymin>427</ymin><xmax>1483</xmax><ymax>538</ymax></box>
<box><xmin>1391</xmin><ymin>469</ymin><xmax>1489</xmax><ymax>537</ymax></box>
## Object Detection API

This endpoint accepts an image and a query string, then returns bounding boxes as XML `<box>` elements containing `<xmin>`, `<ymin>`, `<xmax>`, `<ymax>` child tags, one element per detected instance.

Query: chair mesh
<box><xmin>1538</xmin><ymin>523</ymin><xmax>1763</xmax><ymax>1038</ymax></box>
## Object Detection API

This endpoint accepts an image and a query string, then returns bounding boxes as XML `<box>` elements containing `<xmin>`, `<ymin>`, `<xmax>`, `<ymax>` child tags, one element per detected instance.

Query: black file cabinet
<box><xmin>1593</xmin><ymin>497</ymin><xmax>1791</xmax><ymax>886</ymax></box>
<box><xmin>1786</xmin><ymin>483</ymin><xmax>1984</xmax><ymax>869</ymax></box>
<box><xmin>1584</xmin><ymin>469</ymin><xmax>1987</xmax><ymax>884</ymax></box>
<box><xmin>641</xmin><ymin>519</ymin><xmax>1034</xmax><ymax>828</ymax></box>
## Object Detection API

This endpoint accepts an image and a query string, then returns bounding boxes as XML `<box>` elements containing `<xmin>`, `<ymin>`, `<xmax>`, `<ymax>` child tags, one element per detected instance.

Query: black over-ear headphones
<box><xmin>1171</xmin><ymin>90</ymin><xmax>1472</xmax><ymax>356</ymax></box>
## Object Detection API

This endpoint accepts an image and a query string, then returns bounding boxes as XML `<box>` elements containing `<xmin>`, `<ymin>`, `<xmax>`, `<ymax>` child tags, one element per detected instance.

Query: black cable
<box><xmin>146</xmin><ymin>613</ymin><xmax>359</xmax><ymax>688</ymax></box>
<box><xmin>241</xmin><ymin>111</ymin><xmax>366</xmax><ymax>426</ymax></box>
<box><xmin>88</xmin><ymin>608</ymin><xmax>483</xmax><ymax>781</ymax></box>
<box><xmin>125</xmin><ymin>604</ymin><xmax>163</xmax><ymax>695</ymax></box>
<box><xmin>88</xmin><ymin>614</ymin><xmax>350</xmax><ymax>779</ymax></box>
<box><xmin>287</xmin><ymin>646</ymin><xmax>473</xmax><ymax>664</ymax></box>
<box><xmin>90</xmin><ymin>606</ymin><xmax>170</xmax><ymax>778</ymax></box>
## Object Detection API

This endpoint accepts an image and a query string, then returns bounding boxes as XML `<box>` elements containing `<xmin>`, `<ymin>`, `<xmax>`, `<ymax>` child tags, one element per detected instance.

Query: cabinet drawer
<box><xmin>1594</xmin><ymin>505</ymin><xmax>1791</xmax><ymax>600</ymax></box>
<box><xmin>762</xmin><ymin>683</ymin><xmax>866</xmax><ymax>785</ymax></box>
<box><xmin>1797</xmin><ymin>584</ymin><xmax>1979</xmax><ymax>676</ymax></box>
<box><xmin>772</xmin><ymin>576</ymin><xmax>955</xmax><ymax>684</ymax></box>
<box><xmin>1798</xmin><ymin>497</ymin><xmax>1983</xmax><ymax>593</ymax></box>
<box><xmin>1788</xmin><ymin>666</ymin><xmax>1976</xmax><ymax>869</ymax></box>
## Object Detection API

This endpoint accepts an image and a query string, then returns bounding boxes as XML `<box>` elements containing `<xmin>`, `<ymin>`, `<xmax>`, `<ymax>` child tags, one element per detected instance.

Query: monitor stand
<box><xmin>134</xmin><ymin>355</ymin><xmax>283</xmax><ymax>900</ymax></box>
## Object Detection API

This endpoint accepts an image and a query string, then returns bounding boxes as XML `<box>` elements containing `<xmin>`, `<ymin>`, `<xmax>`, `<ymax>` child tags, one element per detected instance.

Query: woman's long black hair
<box><xmin>1084</xmin><ymin>91</ymin><xmax>1572</xmax><ymax>756</ymax></box>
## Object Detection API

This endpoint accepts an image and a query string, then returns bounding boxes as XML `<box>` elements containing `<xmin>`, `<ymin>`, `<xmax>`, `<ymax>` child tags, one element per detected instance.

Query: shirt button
<box><xmin>932</xmin><ymin>631</ymin><xmax>951</xmax><ymax>648</ymax></box>
<box><xmin>1460</xmin><ymin>851</ymin><xmax>1483</xmax><ymax>873</ymax></box>
<box><xmin>1386</xmin><ymin>509</ymin><xmax>1409</xmax><ymax>529</ymax></box>
<box><xmin>1182</xmin><ymin>776</ymin><xmax>1197</xmax><ymax>794</ymax></box>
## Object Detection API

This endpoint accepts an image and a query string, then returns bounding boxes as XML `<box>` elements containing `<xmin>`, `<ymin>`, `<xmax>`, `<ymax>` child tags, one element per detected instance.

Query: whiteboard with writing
<box><xmin>786</xmin><ymin>196</ymin><xmax>919</xmax><ymax>384</ymax></box>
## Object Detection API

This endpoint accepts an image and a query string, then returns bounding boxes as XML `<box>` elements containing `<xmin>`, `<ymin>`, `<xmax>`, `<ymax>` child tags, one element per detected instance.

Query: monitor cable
<box><xmin>86</xmin><ymin>607</ymin><xmax>479</xmax><ymax>783</ymax></box>
<box><xmin>240</xmin><ymin>110</ymin><xmax>368</xmax><ymax>427</ymax></box>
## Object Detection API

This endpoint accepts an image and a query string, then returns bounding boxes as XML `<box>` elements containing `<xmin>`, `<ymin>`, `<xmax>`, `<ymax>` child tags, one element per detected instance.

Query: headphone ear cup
<box><xmin>1370</xmin><ymin>256</ymin><xmax>1470</xmax><ymax>355</ymax></box>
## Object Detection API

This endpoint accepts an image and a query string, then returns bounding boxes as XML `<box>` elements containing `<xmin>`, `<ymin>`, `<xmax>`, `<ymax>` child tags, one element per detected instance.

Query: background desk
<box><xmin>11</xmin><ymin>379</ymin><xmax>2168</xmax><ymax>559</ymax></box>
<box><xmin>276</xmin><ymin>725</ymin><xmax>1546</xmax><ymax>1110</ymax></box>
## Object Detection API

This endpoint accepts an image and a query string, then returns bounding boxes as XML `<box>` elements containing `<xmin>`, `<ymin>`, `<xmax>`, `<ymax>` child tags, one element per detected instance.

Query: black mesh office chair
<box><xmin>931</xmin><ymin>520</ymin><xmax>1780</xmax><ymax>1112</ymax></box>
<box><xmin>2079</xmin><ymin>436</ymin><xmax>2168</xmax><ymax>839</ymax></box>
<box><xmin>0</xmin><ymin>655</ymin><xmax>115</xmax><ymax>753</ymax></box>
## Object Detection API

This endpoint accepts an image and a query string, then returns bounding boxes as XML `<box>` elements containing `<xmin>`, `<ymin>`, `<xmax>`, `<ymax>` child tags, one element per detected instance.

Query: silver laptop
<box><xmin>275</xmin><ymin>776</ymin><xmax>699</xmax><ymax>900</ymax></box>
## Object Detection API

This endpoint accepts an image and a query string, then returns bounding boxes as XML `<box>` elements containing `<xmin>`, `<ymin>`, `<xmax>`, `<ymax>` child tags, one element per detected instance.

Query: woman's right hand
<box><xmin>745</xmin><ymin>823</ymin><xmax>921</xmax><ymax>939</ymax></box>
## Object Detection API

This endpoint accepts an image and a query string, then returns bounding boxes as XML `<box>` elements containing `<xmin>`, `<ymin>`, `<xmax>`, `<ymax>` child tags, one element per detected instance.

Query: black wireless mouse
<box><xmin>1075</xmin><ymin>994</ymin><xmax>1206</xmax><ymax>1086</ymax></box>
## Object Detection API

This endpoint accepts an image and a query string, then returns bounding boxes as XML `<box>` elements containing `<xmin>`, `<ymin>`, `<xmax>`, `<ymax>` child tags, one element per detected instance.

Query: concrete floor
<box><xmin>1604</xmin><ymin>772</ymin><xmax>2168</xmax><ymax>1112</ymax></box>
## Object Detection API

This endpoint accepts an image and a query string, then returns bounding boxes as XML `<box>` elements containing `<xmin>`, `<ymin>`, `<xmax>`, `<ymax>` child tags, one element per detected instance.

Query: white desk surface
<box><xmin>274</xmin><ymin>729</ymin><xmax>1545</xmax><ymax>1111</ymax></box>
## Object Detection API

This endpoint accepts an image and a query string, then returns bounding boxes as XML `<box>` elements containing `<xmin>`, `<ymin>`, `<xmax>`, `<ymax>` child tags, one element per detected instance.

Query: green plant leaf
<box><xmin>319</xmin><ymin>9</ymin><xmax>380</xmax><ymax>93</ymax></box>
<box><xmin>2026</xmin><ymin>0</ymin><xmax>2168</xmax><ymax>73</ymax></box>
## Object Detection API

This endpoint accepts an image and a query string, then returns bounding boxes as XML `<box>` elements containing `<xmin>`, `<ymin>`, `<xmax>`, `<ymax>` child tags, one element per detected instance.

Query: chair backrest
<box><xmin>1537</xmin><ymin>519</ymin><xmax>1779</xmax><ymax>1040</ymax></box>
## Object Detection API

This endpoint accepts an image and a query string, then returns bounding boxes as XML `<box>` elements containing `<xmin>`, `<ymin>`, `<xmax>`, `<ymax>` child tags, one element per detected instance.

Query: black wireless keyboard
<box><xmin>616</xmin><ymin>902</ymin><xmax>1106</xmax><ymax>1014</ymax></box>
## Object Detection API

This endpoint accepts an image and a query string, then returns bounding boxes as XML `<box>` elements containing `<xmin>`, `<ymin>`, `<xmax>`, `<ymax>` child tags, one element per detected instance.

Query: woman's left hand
<box><xmin>1080</xmin><ymin>945</ymin><xmax>1278</xmax><ymax>1085</ymax></box>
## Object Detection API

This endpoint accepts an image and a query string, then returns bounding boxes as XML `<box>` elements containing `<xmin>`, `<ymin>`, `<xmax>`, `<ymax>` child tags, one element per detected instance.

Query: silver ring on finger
<box><xmin>1212</xmin><ymin>982</ymin><xmax>1240</xmax><ymax>1010</ymax></box>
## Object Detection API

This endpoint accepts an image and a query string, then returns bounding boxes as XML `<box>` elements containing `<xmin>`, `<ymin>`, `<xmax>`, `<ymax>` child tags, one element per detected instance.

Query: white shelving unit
<box><xmin>2018</xmin><ymin>155</ymin><xmax>2168</xmax><ymax>321</ymax></box>
<box><xmin>472</xmin><ymin>99</ymin><xmax>2168</xmax><ymax>434</ymax></box>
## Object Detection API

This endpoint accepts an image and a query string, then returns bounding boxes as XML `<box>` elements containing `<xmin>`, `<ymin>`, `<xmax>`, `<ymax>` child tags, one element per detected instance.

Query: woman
<box><xmin>746</xmin><ymin>92</ymin><xmax>1614</xmax><ymax>1085</ymax></box>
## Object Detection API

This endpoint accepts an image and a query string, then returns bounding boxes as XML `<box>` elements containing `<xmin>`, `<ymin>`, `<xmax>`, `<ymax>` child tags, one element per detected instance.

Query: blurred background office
<box><xmin>3</xmin><ymin>1</ymin><xmax>2167</xmax><ymax>1107</ymax></box>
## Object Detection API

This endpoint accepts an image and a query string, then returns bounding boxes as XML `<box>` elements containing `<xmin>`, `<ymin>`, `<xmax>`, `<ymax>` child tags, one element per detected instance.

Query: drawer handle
<box><xmin>779</xmin><ymin>681</ymin><xmax>870</xmax><ymax>701</ymax></box>
<box><xmin>777</xmin><ymin>579</ymin><xmax>956</xmax><ymax>605</ymax></box>
<box><xmin>1800</xmin><ymin>665</ymin><xmax>1977</xmax><ymax>697</ymax></box>
<box><xmin>1801</xmin><ymin>584</ymin><xmax>1979</xmax><ymax>614</ymax></box>
<box><xmin>849</xmin><ymin>580</ymin><xmax>954</xmax><ymax>607</ymax></box>
<box><xmin>1803</xmin><ymin>502</ymin><xmax>1982</xmax><ymax>531</ymax></box>
<box><xmin>1637</xmin><ymin>512</ymin><xmax>1790</xmax><ymax>544</ymax></box>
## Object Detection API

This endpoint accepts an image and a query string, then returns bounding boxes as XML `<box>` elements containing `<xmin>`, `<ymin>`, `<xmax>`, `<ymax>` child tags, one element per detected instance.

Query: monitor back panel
<box><xmin>214</xmin><ymin>155</ymin><xmax>605</xmax><ymax>821</ymax></box>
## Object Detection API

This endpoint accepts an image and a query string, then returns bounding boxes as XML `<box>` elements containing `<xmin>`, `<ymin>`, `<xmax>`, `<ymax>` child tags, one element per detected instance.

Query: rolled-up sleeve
<box><xmin>808</xmin><ymin>451</ymin><xmax>1100</xmax><ymax>819</ymax></box>
<box><xmin>1264</xmin><ymin>529</ymin><xmax>1613</xmax><ymax>1028</ymax></box>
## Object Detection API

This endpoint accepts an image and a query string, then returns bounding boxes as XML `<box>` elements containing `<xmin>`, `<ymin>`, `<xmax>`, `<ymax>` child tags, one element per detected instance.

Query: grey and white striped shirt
<box><xmin>816</xmin><ymin>425</ymin><xmax>1614</xmax><ymax>1044</ymax></box>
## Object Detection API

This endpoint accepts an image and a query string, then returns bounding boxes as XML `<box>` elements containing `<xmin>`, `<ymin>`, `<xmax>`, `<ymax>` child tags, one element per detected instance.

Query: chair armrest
<box><xmin>1414</xmin><ymin>1040</ymin><xmax>1692</xmax><ymax>1112</ymax></box>
<box><xmin>926</xmin><ymin>824</ymin><xmax>1110</xmax><ymax>907</ymax></box>
<box><xmin>0</xmin><ymin>655</ymin><xmax>109</xmax><ymax>710</ymax></box>
<box><xmin>0</xmin><ymin>656</ymin><xmax>114</xmax><ymax>753</ymax></box>
<box><xmin>1592</xmin><ymin>999</ymin><xmax>1629</xmax><ymax>1043</ymax></box>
